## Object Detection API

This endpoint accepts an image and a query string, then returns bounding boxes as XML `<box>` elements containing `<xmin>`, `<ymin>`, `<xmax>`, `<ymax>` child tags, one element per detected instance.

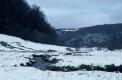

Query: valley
<box><xmin>0</xmin><ymin>34</ymin><xmax>122</xmax><ymax>80</ymax></box>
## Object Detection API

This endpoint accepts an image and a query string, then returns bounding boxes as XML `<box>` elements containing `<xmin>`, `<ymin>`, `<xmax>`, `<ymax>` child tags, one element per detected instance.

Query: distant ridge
<box><xmin>56</xmin><ymin>23</ymin><xmax>122</xmax><ymax>50</ymax></box>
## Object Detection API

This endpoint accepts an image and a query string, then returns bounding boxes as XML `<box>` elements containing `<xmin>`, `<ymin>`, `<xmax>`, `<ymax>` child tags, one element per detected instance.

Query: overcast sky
<box><xmin>27</xmin><ymin>0</ymin><xmax>122</xmax><ymax>28</ymax></box>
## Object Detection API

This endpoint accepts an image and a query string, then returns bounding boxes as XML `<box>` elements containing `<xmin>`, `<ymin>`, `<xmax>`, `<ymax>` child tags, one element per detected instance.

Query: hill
<box><xmin>56</xmin><ymin>23</ymin><xmax>122</xmax><ymax>50</ymax></box>
<box><xmin>0</xmin><ymin>0</ymin><xmax>57</xmax><ymax>44</ymax></box>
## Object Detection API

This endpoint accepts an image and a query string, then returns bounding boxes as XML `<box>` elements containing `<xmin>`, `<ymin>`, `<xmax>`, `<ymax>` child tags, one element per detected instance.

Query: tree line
<box><xmin>0</xmin><ymin>0</ymin><xmax>58</xmax><ymax>44</ymax></box>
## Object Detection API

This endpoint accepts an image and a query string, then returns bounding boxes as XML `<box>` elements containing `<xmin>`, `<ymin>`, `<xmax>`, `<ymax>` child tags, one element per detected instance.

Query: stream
<box><xmin>30</xmin><ymin>57</ymin><xmax>51</xmax><ymax>70</ymax></box>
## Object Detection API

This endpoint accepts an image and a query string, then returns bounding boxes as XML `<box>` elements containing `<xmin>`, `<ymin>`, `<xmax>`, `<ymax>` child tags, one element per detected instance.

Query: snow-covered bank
<box><xmin>0</xmin><ymin>67</ymin><xmax>122</xmax><ymax>80</ymax></box>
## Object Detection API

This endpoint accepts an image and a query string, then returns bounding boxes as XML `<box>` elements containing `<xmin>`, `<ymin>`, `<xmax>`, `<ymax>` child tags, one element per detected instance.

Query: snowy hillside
<box><xmin>0</xmin><ymin>34</ymin><xmax>68</xmax><ymax>52</ymax></box>
<box><xmin>0</xmin><ymin>34</ymin><xmax>122</xmax><ymax>80</ymax></box>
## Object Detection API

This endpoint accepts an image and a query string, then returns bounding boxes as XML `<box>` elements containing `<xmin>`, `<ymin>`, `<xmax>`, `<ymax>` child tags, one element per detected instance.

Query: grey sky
<box><xmin>27</xmin><ymin>0</ymin><xmax>122</xmax><ymax>28</ymax></box>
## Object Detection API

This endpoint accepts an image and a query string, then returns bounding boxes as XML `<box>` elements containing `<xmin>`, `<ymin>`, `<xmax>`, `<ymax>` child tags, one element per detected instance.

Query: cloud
<box><xmin>27</xmin><ymin>0</ymin><xmax>122</xmax><ymax>28</ymax></box>
<box><xmin>110</xmin><ymin>3</ymin><xmax>122</xmax><ymax>23</ymax></box>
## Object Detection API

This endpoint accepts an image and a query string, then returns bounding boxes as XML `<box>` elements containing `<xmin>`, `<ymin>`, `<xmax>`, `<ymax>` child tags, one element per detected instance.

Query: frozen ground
<box><xmin>1</xmin><ymin>67</ymin><xmax>122</xmax><ymax>80</ymax></box>
<box><xmin>0</xmin><ymin>34</ymin><xmax>122</xmax><ymax>80</ymax></box>
<box><xmin>53</xmin><ymin>50</ymin><xmax>122</xmax><ymax>67</ymax></box>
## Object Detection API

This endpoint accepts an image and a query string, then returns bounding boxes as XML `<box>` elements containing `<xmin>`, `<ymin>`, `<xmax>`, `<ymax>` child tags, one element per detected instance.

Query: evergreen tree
<box><xmin>0</xmin><ymin>0</ymin><xmax>58</xmax><ymax>44</ymax></box>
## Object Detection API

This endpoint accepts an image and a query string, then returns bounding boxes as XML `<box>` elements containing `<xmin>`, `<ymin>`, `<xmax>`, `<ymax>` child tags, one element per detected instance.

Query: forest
<box><xmin>0</xmin><ymin>0</ymin><xmax>58</xmax><ymax>44</ymax></box>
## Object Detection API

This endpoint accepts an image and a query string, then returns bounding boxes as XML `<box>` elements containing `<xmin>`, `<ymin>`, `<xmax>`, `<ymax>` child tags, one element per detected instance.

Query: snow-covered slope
<box><xmin>0</xmin><ymin>34</ymin><xmax>68</xmax><ymax>52</ymax></box>
<box><xmin>0</xmin><ymin>34</ymin><xmax>122</xmax><ymax>80</ymax></box>
<box><xmin>0</xmin><ymin>34</ymin><xmax>25</xmax><ymax>42</ymax></box>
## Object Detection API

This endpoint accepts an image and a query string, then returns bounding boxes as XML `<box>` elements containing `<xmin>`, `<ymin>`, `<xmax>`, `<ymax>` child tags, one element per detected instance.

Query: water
<box><xmin>31</xmin><ymin>57</ymin><xmax>50</xmax><ymax>70</ymax></box>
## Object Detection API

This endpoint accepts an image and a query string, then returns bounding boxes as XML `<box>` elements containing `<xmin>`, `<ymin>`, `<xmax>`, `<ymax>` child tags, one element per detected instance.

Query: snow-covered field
<box><xmin>1</xmin><ymin>67</ymin><xmax>122</xmax><ymax>80</ymax></box>
<box><xmin>53</xmin><ymin>50</ymin><xmax>122</xmax><ymax>67</ymax></box>
<box><xmin>0</xmin><ymin>34</ymin><xmax>122</xmax><ymax>80</ymax></box>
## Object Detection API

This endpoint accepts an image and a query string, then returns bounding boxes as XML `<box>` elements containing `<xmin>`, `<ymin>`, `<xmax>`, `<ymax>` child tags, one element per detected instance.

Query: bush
<box><xmin>104</xmin><ymin>64</ymin><xmax>117</xmax><ymax>72</ymax></box>
<box><xmin>47</xmin><ymin>64</ymin><xmax>122</xmax><ymax>73</ymax></box>
<box><xmin>0</xmin><ymin>41</ymin><xmax>15</xmax><ymax>49</ymax></box>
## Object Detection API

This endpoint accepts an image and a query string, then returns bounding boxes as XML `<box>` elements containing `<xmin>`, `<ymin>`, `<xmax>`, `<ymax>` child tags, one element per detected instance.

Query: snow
<box><xmin>0</xmin><ymin>34</ymin><xmax>68</xmax><ymax>52</ymax></box>
<box><xmin>21</xmin><ymin>42</ymin><xmax>68</xmax><ymax>52</ymax></box>
<box><xmin>0</xmin><ymin>34</ymin><xmax>122</xmax><ymax>80</ymax></box>
<box><xmin>0</xmin><ymin>34</ymin><xmax>25</xmax><ymax>42</ymax></box>
<box><xmin>62</xmin><ymin>29</ymin><xmax>78</xmax><ymax>32</ymax></box>
<box><xmin>0</xmin><ymin>67</ymin><xmax>122</xmax><ymax>80</ymax></box>
<box><xmin>54</xmin><ymin>50</ymin><xmax>122</xmax><ymax>67</ymax></box>
<box><xmin>0</xmin><ymin>52</ymin><xmax>34</xmax><ymax>67</ymax></box>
